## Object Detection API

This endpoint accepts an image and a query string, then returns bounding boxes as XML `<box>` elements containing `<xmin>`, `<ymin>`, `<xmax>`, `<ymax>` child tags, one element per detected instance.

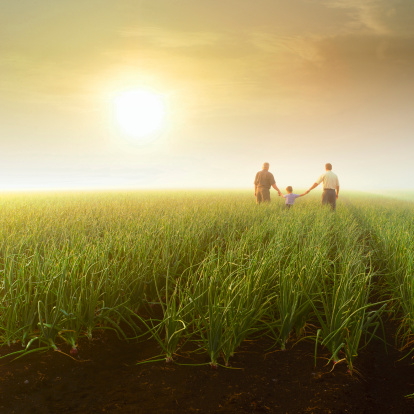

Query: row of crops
<box><xmin>0</xmin><ymin>190</ymin><xmax>413</xmax><ymax>371</ymax></box>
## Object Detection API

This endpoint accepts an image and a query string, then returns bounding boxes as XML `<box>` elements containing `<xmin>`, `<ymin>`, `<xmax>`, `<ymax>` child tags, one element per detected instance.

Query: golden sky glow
<box><xmin>1</xmin><ymin>1</ymin><xmax>414</xmax><ymax>191</ymax></box>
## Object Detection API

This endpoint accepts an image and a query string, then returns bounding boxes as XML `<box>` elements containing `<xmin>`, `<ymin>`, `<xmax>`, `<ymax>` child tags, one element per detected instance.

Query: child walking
<box><xmin>282</xmin><ymin>186</ymin><xmax>307</xmax><ymax>208</ymax></box>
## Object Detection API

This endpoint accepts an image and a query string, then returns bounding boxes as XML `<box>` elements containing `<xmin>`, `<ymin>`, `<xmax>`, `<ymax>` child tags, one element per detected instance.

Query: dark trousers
<box><xmin>256</xmin><ymin>187</ymin><xmax>271</xmax><ymax>204</ymax></box>
<box><xmin>322</xmin><ymin>189</ymin><xmax>336</xmax><ymax>210</ymax></box>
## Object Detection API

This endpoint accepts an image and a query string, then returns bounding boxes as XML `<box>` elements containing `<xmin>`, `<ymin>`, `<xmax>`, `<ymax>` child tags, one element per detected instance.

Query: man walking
<box><xmin>306</xmin><ymin>163</ymin><xmax>340</xmax><ymax>210</ymax></box>
<box><xmin>254</xmin><ymin>162</ymin><xmax>282</xmax><ymax>204</ymax></box>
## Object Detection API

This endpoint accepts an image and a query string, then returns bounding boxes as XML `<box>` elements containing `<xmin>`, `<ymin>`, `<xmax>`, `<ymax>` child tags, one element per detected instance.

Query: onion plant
<box><xmin>0</xmin><ymin>189</ymin><xmax>412</xmax><ymax>373</ymax></box>
<box><xmin>310</xmin><ymin>209</ymin><xmax>385</xmax><ymax>370</ymax></box>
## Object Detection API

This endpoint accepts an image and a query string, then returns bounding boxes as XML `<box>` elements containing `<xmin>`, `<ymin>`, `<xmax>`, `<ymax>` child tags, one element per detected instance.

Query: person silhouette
<box><xmin>254</xmin><ymin>162</ymin><xmax>282</xmax><ymax>204</ymax></box>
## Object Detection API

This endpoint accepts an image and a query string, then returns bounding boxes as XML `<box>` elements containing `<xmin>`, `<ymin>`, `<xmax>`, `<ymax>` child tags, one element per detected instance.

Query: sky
<box><xmin>1</xmin><ymin>0</ymin><xmax>413</xmax><ymax>192</ymax></box>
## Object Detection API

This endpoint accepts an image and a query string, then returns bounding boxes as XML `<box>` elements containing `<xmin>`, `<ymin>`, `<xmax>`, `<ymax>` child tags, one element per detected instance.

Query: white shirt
<box><xmin>316</xmin><ymin>170</ymin><xmax>339</xmax><ymax>189</ymax></box>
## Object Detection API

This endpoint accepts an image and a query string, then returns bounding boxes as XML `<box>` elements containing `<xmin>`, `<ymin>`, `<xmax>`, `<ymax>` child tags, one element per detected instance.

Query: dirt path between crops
<box><xmin>0</xmin><ymin>326</ymin><xmax>413</xmax><ymax>414</ymax></box>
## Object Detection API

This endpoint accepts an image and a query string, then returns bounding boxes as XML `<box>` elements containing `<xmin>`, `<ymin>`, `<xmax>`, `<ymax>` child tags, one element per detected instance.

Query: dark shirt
<box><xmin>254</xmin><ymin>170</ymin><xmax>276</xmax><ymax>189</ymax></box>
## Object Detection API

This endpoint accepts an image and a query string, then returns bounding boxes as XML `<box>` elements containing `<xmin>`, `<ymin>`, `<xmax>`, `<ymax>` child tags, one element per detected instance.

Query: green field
<box><xmin>1</xmin><ymin>190</ymin><xmax>413</xmax><ymax>371</ymax></box>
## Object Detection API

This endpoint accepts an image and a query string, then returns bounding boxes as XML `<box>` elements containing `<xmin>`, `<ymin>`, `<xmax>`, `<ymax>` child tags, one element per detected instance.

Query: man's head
<box><xmin>262</xmin><ymin>162</ymin><xmax>270</xmax><ymax>170</ymax></box>
<box><xmin>325</xmin><ymin>163</ymin><xmax>332</xmax><ymax>170</ymax></box>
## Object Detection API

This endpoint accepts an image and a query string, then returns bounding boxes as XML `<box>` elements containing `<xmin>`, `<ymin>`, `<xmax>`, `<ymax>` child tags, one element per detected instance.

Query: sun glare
<box><xmin>113</xmin><ymin>89</ymin><xmax>166</xmax><ymax>144</ymax></box>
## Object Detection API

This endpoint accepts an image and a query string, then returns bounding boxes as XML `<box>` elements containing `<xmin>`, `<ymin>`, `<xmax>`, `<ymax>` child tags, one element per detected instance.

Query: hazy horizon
<box><xmin>1</xmin><ymin>1</ymin><xmax>413</xmax><ymax>192</ymax></box>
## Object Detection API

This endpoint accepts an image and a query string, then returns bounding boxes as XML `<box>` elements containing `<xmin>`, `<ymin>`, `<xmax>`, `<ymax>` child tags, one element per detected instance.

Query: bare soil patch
<box><xmin>1</xmin><ymin>327</ymin><xmax>413</xmax><ymax>414</ymax></box>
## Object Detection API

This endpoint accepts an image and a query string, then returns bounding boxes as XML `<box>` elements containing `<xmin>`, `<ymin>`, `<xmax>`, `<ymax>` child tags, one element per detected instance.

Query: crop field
<box><xmin>1</xmin><ymin>189</ymin><xmax>413</xmax><ymax>376</ymax></box>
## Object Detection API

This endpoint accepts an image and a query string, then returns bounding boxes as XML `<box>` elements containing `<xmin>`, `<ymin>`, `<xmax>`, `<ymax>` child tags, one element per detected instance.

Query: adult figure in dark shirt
<box><xmin>254</xmin><ymin>162</ymin><xmax>282</xmax><ymax>204</ymax></box>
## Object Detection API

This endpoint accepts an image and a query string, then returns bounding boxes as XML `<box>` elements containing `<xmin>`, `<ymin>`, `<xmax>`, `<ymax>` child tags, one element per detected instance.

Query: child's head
<box><xmin>286</xmin><ymin>186</ymin><xmax>293</xmax><ymax>193</ymax></box>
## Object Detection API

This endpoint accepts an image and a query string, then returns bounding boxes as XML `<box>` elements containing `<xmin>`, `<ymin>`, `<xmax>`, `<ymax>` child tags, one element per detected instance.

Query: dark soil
<box><xmin>0</xmin><ymin>329</ymin><xmax>413</xmax><ymax>414</ymax></box>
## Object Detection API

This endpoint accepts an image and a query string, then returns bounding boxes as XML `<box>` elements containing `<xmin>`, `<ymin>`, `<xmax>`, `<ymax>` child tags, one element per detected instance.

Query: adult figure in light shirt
<box><xmin>306</xmin><ymin>163</ymin><xmax>340</xmax><ymax>210</ymax></box>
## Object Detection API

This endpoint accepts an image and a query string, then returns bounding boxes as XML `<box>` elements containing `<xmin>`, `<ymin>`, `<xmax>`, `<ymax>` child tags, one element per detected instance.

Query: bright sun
<box><xmin>113</xmin><ymin>89</ymin><xmax>166</xmax><ymax>143</ymax></box>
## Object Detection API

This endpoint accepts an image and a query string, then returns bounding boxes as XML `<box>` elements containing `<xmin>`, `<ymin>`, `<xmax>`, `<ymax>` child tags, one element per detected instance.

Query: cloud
<box><xmin>249</xmin><ymin>32</ymin><xmax>326</xmax><ymax>67</ymax></box>
<box><xmin>119</xmin><ymin>26</ymin><xmax>221</xmax><ymax>48</ymax></box>
<box><xmin>321</xmin><ymin>0</ymin><xmax>413</xmax><ymax>36</ymax></box>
